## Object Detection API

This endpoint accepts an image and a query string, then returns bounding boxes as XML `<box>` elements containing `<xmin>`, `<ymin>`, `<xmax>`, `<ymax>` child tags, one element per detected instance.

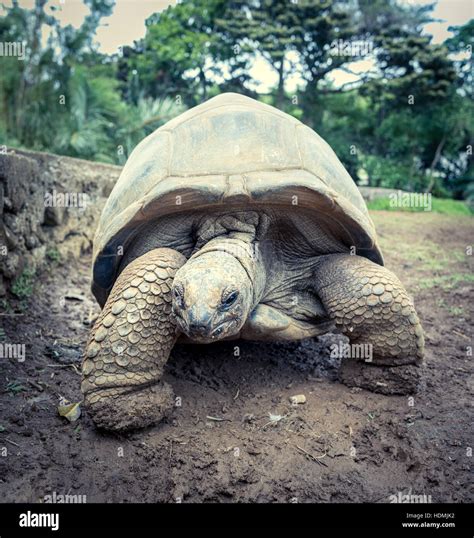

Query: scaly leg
<box><xmin>82</xmin><ymin>248</ymin><xmax>186</xmax><ymax>431</ymax></box>
<box><xmin>312</xmin><ymin>254</ymin><xmax>424</xmax><ymax>394</ymax></box>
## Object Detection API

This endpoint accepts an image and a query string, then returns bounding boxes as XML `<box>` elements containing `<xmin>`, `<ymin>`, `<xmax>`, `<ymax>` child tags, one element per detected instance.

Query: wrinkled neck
<box><xmin>191</xmin><ymin>235</ymin><xmax>266</xmax><ymax>308</ymax></box>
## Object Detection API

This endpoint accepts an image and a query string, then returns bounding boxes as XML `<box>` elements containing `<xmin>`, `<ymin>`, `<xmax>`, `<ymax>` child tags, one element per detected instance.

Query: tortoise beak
<box><xmin>181</xmin><ymin>309</ymin><xmax>214</xmax><ymax>339</ymax></box>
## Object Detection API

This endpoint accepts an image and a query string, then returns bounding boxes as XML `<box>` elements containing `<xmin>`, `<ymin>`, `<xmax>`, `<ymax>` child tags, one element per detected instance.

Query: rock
<box><xmin>45</xmin><ymin>342</ymin><xmax>83</xmax><ymax>364</ymax></box>
<box><xmin>2</xmin><ymin>252</ymin><xmax>22</xmax><ymax>279</ymax></box>
<box><xmin>3</xmin><ymin>224</ymin><xmax>18</xmax><ymax>249</ymax></box>
<box><xmin>289</xmin><ymin>394</ymin><xmax>306</xmax><ymax>404</ymax></box>
<box><xmin>0</xmin><ymin>276</ymin><xmax>6</xmax><ymax>296</ymax></box>
<box><xmin>0</xmin><ymin>149</ymin><xmax>121</xmax><ymax>294</ymax></box>
<box><xmin>43</xmin><ymin>205</ymin><xmax>65</xmax><ymax>227</ymax></box>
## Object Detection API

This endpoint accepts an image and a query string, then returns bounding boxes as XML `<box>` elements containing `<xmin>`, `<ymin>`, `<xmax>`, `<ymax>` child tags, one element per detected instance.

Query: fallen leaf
<box><xmin>58</xmin><ymin>402</ymin><xmax>81</xmax><ymax>422</ymax></box>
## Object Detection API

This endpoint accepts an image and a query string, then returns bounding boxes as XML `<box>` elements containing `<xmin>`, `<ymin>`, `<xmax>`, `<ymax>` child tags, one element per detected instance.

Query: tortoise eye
<box><xmin>222</xmin><ymin>291</ymin><xmax>238</xmax><ymax>308</ymax></box>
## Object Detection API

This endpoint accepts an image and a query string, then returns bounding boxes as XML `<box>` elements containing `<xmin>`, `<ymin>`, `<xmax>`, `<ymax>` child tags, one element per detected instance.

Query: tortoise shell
<box><xmin>92</xmin><ymin>93</ymin><xmax>382</xmax><ymax>305</ymax></box>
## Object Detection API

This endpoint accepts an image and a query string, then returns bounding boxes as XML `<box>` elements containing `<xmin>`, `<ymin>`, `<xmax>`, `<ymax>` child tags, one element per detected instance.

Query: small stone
<box><xmin>289</xmin><ymin>394</ymin><xmax>306</xmax><ymax>405</ymax></box>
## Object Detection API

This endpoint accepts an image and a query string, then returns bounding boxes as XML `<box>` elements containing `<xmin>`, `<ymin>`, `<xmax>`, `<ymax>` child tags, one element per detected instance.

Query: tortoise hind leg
<box><xmin>312</xmin><ymin>254</ymin><xmax>424</xmax><ymax>394</ymax></box>
<box><xmin>82</xmin><ymin>248</ymin><xmax>186</xmax><ymax>431</ymax></box>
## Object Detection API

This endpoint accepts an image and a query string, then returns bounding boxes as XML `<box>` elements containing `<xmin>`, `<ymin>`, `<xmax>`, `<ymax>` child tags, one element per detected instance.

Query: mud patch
<box><xmin>0</xmin><ymin>211</ymin><xmax>472</xmax><ymax>503</ymax></box>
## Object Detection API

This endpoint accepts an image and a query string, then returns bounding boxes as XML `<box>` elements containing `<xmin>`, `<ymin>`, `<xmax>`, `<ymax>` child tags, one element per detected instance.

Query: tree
<box><xmin>121</xmin><ymin>0</ymin><xmax>234</xmax><ymax>106</ymax></box>
<box><xmin>445</xmin><ymin>19</ymin><xmax>474</xmax><ymax>98</ymax></box>
<box><xmin>0</xmin><ymin>0</ymin><xmax>114</xmax><ymax>148</ymax></box>
<box><xmin>218</xmin><ymin>0</ymin><xmax>304</xmax><ymax>108</ymax></box>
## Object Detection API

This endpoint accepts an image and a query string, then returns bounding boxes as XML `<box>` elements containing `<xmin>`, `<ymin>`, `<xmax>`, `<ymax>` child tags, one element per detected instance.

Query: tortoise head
<box><xmin>171</xmin><ymin>250</ymin><xmax>254</xmax><ymax>343</ymax></box>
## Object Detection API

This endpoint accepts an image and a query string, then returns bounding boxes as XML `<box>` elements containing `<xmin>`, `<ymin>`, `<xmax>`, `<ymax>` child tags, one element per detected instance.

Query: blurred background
<box><xmin>0</xmin><ymin>0</ymin><xmax>472</xmax><ymax>205</ymax></box>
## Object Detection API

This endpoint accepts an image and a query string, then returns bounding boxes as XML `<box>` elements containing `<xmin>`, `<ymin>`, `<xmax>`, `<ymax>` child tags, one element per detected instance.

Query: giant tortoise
<box><xmin>82</xmin><ymin>93</ymin><xmax>424</xmax><ymax>431</ymax></box>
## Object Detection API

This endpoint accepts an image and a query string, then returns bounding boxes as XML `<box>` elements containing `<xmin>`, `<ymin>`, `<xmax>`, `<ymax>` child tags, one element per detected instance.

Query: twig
<box><xmin>5</xmin><ymin>437</ymin><xmax>20</xmax><ymax>447</ymax></box>
<box><xmin>295</xmin><ymin>444</ymin><xmax>328</xmax><ymax>467</ymax></box>
<box><xmin>452</xmin><ymin>329</ymin><xmax>469</xmax><ymax>340</ymax></box>
<box><xmin>206</xmin><ymin>415</ymin><xmax>231</xmax><ymax>422</ymax></box>
<box><xmin>28</xmin><ymin>379</ymin><xmax>44</xmax><ymax>392</ymax></box>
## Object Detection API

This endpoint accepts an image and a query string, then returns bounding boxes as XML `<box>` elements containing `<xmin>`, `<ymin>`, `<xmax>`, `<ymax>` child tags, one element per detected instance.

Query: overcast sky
<box><xmin>3</xmin><ymin>0</ymin><xmax>473</xmax><ymax>91</ymax></box>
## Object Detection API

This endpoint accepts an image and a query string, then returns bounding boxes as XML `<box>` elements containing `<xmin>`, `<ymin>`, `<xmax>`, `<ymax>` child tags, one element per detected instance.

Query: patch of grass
<box><xmin>5</xmin><ymin>381</ymin><xmax>27</xmax><ymax>395</ymax></box>
<box><xmin>0</xmin><ymin>299</ymin><xmax>12</xmax><ymax>313</ymax></box>
<box><xmin>46</xmin><ymin>247</ymin><xmax>62</xmax><ymax>264</ymax></box>
<box><xmin>396</xmin><ymin>241</ymin><xmax>470</xmax><ymax>273</ymax></box>
<box><xmin>402</xmin><ymin>242</ymin><xmax>448</xmax><ymax>271</ymax></box>
<box><xmin>449</xmin><ymin>306</ymin><xmax>465</xmax><ymax>316</ymax></box>
<box><xmin>418</xmin><ymin>273</ymin><xmax>474</xmax><ymax>290</ymax></box>
<box><xmin>11</xmin><ymin>267</ymin><xmax>36</xmax><ymax>299</ymax></box>
<box><xmin>368</xmin><ymin>196</ymin><xmax>472</xmax><ymax>215</ymax></box>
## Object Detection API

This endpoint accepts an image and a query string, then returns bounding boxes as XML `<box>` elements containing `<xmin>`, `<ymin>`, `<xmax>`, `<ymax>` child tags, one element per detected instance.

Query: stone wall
<box><xmin>358</xmin><ymin>186</ymin><xmax>401</xmax><ymax>201</ymax></box>
<box><xmin>0</xmin><ymin>148</ymin><xmax>121</xmax><ymax>297</ymax></box>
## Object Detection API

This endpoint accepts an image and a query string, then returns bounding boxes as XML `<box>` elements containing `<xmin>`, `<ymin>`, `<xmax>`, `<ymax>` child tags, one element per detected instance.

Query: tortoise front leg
<box><xmin>82</xmin><ymin>248</ymin><xmax>186</xmax><ymax>431</ymax></box>
<box><xmin>312</xmin><ymin>254</ymin><xmax>425</xmax><ymax>394</ymax></box>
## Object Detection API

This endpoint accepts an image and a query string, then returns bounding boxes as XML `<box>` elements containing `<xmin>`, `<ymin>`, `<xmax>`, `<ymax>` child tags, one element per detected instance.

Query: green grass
<box><xmin>418</xmin><ymin>273</ymin><xmax>474</xmax><ymax>290</ymax></box>
<box><xmin>0</xmin><ymin>299</ymin><xmax>12</xmax><ymax>313</ymax></box>
<box><xmin>367</xmin><ymin>196</ymin><xmax>472</xmax><ymax>215</ymax></box>
<box><xmin>11</xmin><ymin>267</ymin><xmax>36</xmax><ymax>299</ymax></box>
<box><xmin>449</xmin><ymin>306</ymin><xmax>465</xmax><ymax>316</ymax></box>
<box><xmin>46</xmin><ymin>247</ymin><xmax>62</xmax><ymax>264</ymax></box>
<box><xmin>6</xmin><ymin>381</ymin><xmax>27</xmax><ymax>395</ymax></box>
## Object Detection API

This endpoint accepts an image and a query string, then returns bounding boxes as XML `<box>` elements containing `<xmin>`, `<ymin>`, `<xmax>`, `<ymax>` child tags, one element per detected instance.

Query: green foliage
<box><xmin>11</xmin><ymin>268</ymin><xmax>36</xmax><ymax>299</ymax></box>
<box><xmin>367</xmin><ymin>197</ymin><xmax>473</xmax><ymax>215</ymax></box>
<box><xmin>6</xmin><ymin>381</ymin><xmax>27</xmax><ymax>395</ymax></box>
<box><xmin>121</xmin><ymin>0</ymin><xmax>233</xmax><ymax>105</ymax></box>
<box><xmin>0</xmin><ymin>0</ymin><xmax>471</xmax><ymax>199</ymax></box>
<box><xmin>46</xmin><ymin>248</ymin><xmax>62</xmax><ymax>264</ymax></box>
<box><xmin>0</xmin><ymin>0</ymin><xmax>185</xmax><ymax>163</ymax></box>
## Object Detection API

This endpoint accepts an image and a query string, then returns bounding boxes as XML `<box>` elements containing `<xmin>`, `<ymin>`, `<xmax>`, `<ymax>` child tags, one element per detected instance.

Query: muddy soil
<box><xmin>0</xmin><ymin>211</ymin><xmax>472</xmax><ymax>503</ymax></box>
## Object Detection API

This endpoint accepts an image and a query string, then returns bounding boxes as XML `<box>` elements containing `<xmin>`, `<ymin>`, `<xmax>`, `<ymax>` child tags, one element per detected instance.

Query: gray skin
<box><xmin>82</xmin><ymin>207</ymin><xmax>424</xmax><ymax>432</ymax></box>
<box><xmin>121</xmin><ymin>208</ymin><xmax>339</xmax><ymax>343</ymax></box>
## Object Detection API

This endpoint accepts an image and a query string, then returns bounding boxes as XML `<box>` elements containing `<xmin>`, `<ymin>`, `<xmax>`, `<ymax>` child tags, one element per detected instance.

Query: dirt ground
<box><xmin>0</xmin><ymin>210</ymin><xmax>472</xmax><ymax>503</ymax></box>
